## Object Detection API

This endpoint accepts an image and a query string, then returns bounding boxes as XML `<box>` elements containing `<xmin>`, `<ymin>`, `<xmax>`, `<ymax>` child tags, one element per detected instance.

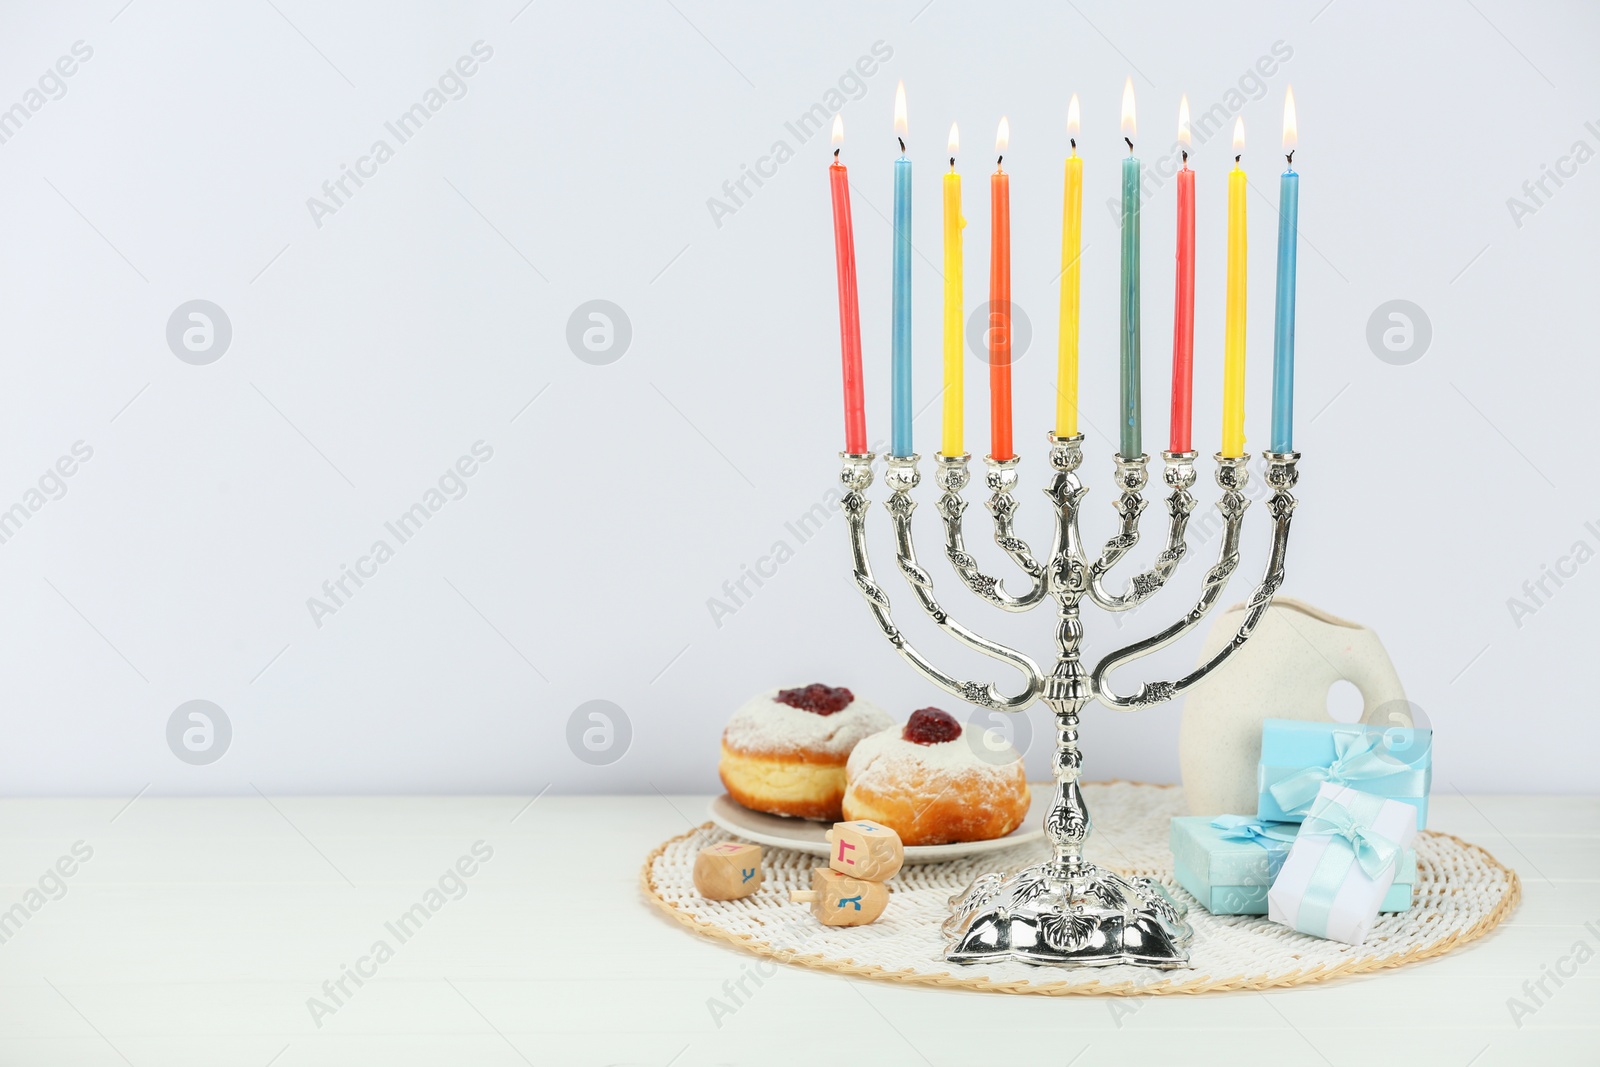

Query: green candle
<box><xmin>1119</xmin><ymin>78</ymin><xmax>1141</xmax><ymax>458</ymax></box>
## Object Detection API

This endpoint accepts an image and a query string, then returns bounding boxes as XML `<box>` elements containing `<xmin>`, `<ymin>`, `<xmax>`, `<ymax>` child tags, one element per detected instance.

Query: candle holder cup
<box><xmin>839</xmin><ymin>434</ymin><xmax>1301</xmax><ymax>967</ymax></box>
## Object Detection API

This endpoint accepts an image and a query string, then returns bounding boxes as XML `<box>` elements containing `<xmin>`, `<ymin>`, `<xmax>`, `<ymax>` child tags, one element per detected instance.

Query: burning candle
<box><xmin>989</xmin><ymin>117</ymin><xmax>1013</xmax><ymax>462</ymax></box>
<box><xmin>1056</xmin><ymin>94</ymin><xmax>1083</xmax><ymax>439</ymax></box>
<box><xmin>1271</xmin><ymin>87</ymin><xmax>1299</xmax><ymax>454</ymax></box>
<box><xmin>941</xmin><ymin>122</ymin><xmax>965</xmax><ymax>458</ymax></box>
<box><xmin>1170</xmin><ymin>95</ymin><xmax>1196</xmax><ymax>454</ymax></box>
<box><xmin>1222</xmin><ymin>117</ymin><xmax>1248</xmax><ymax>458</ymax></box>
<box><xmin>891</xmin><ymin>82</ymin><xmax>913</xmax><ymax>458</ymax></box>
<box><xmin>1118</xmin><ymin>78</ymin><xmax>1142</xmax><ymax>459</ymax></box>
<box><xmin>830</xmin><ymin>115</ymin><xmax>867</xmax><ymax>454</ymax></box>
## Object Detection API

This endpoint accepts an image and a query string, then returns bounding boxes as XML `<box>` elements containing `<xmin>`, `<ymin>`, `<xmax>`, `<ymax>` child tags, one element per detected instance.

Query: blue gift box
<box><xmin>1256</xmin><ymin>718</ymin><xmax>1432</xmax><ymax>828</ymax></box>
<box><xmin>1171</xmin><ymin>815</ymin><xmax>1415</xmax><ymax>916</ymax></box>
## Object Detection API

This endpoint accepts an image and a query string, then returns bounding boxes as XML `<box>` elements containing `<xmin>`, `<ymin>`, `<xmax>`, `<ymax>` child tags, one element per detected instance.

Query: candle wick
<box><xmin>898</xmin><ymin>136</ymin><xmax>905</xmax><ymax>153</ymax></box>
<box><xmin>1070</xmin><ymin>137</ymin><xmax>1076</xmax><ymax>150</ymax></box>
<box><xmin>1181</xmin><ymin>149</ymin><xmax>1188</xmax><ymax>164</ymax></box>
<box><xmin>1124</xmin><ymin>137</ymin><xmax>1133</xmax><ymax>153</ymax></box>
<box><xmin>1286</xmin><ymin>149</ymin><xmax>1295</xmax><ymax>166</ymax></box>
<box><xmin>996</xmin><ymin>154</ymin><xmax>1003</xmax><ymax>167</ymax></box>
<box><xmin>834</xmin><ymin>148</ymin><xmax>840</xmax><ymax>160</ymax></box>
<box><xmin>949</xmin><ymin>156</ymin><xmax>955</xmax><ymax>169</ymax></box>
<box><xmin>1234</xmin><ymin>153</ymin><xmax>1241</xmax><ymax>164</ymax></box>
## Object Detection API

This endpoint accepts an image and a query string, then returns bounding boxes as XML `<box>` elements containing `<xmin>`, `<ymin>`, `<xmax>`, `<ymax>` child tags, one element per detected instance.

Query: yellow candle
<box><xmin>1222</xmin><ymin>118</ymin><xmax>1248</xmax><ymax>457</ymax></box>
<box><xmin>941</xmin><ymin>123</ymin><xmax>965</xmax><ymax>457</ymax></box>
<box><xmin>1056</xmin><ymin>95</ymin><xmax>1082</xmax><ymax>438</ymax></box>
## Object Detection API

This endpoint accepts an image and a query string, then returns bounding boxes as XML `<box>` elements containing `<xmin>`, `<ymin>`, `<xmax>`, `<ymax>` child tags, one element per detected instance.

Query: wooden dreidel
<box><xmin>826</xmin><ymin>820</ymin><xmax>904</xmax><ymax>881</ymax></box>
<box><xmin>693</xmin><ymin>841</ymin><xmax>763</xmax><ymax>900</ymax></box>
<box><xmin>789</xmin><ymin>867</ymin><xmax>889</xmax><ymax>926</ymax></box>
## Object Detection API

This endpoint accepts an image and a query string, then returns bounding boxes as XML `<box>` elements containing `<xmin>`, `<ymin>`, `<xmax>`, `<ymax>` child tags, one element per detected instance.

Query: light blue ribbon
<box><xmin>1268</xmin><ymin>728</ymin><xmax>1416</xmax><ymax>816</ymax></box>
<box><xmin>1211</xmin><ymin>815</ymin><xmax>1295</xmax><ymax>847</ymax></box>
<box><xmin>1211</xmin><ymin>815</ymin><xmax>1295</xmax><ymax>880</ymax></box>
<box><xmin>1300</xmin><ymin>799</ymin><xmax>1400</xmax><ymax>879</ymax></box>
<box><xmin>1290</xmin><ymin>791</ymin><xmax>1401</xmax><ymax>939</ymax></box>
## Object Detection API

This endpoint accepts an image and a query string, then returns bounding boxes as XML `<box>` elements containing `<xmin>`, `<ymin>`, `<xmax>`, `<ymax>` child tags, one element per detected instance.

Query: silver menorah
<box><xmin>839</xmin><ymin>434</ymin><xmax>1301</xmax><ymax>968</ymax></box>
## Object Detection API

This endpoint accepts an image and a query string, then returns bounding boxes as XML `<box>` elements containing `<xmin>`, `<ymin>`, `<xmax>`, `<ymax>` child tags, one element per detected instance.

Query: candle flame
<box><xmin>1067</xmin><ymin>93</ymin><xmax>1080</xmax><ymax>139</ymax></box>
<box><xmin>948</xmin><ymin>121</ymin><xmax>959</xmax><ymax>156</ymax></box>
<box><xmin>1120</xmin><ymin>77</ymin><xmax>1136</xmax><ymax>143</ymax></box>
<box><xmin>1178</xmin><ymin>94</ymin><xmax>1191</xmax><ymax>149</ymax></box>
<box><xmin>832</xmin><ymin>113</ymin><xmax>844</xmax><ymax>146</ymax></box>
<box><xmin>995</xmin><ymin>115</ymin><xmax>1009</xmax><ymax>155</ymax></box>
<box><xmin>1283</xmin><ymin>86</ymin><xmax>1297</xmax><ymax>154</ymax></box>
<box><xmin>894</xmin><ymin>81</ymin><xmax>908</xmax><ymax>141</ymax></box>
<box><xmin>1232</xmin><ymin>116</ymin><xmax>1245</xmax><ymax>155</ymax></box>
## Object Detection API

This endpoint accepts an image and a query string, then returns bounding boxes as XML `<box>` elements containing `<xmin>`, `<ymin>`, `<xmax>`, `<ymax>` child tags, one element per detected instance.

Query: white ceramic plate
<box><xmin>707</xmin><ymin>786</ymin><xmax>1048</xmax><ymax>864</ymax></box>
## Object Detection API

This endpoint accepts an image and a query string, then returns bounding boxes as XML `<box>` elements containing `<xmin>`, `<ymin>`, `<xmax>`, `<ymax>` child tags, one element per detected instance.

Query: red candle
<box><xmin>830</xmin><ymin>117</ymin><xmax>867</xmax><ymax>454</ymax></box>
<box><xmin>989</xmin><ymin>117</ymin><xmax>1014</xmax><ymax>462</ymax></box>
<box><xmin>1169</xmin><ymin>99</ymin><xmax>1196</xmax><ymax>454</ymax></box>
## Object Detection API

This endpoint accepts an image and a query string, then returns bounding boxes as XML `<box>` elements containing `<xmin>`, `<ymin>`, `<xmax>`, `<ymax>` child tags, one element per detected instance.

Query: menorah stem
<box><xmin>1045</xmin><ymin>609</ymin><xmax>1091</xmax><ymax>880</ymax></box>
<box><xmin>1042</xmin><ymin>432</ymin><xmax>1092</xmax><ymax>879</ymax></box>
<box><xmin>941</xmin><ymin>430</ymin><xmax>1195</xmax><ymax>966</ymax></box>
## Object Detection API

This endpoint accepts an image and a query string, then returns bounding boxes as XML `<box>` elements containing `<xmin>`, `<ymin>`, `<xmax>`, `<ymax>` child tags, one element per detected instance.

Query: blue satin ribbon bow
<box><xmin>1210</xmin><ymin>815</ymin><xmax>1295</xmax><ymax>881</ymax></box>
<box><xmin>1211</xmin><ymin>815</ymin><xmax>1293</xmax><ymax>847</ymax></box>
<box><xmin>1300</xmin><ymin>798</ymin><xmax>1401</xmax><ymax>880</ymax></box>
<box><xmin>1268</xmin><ymin>728</ymin><xmax>1408</xmax><ymax>816</ymax></box>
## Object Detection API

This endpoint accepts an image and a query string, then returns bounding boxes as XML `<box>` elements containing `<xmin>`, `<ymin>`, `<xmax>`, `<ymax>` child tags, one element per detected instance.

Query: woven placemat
<box><xmin>641</xmin><ymin>782</ymin><xmax>1520</xmax><ymax>995</ymax></box>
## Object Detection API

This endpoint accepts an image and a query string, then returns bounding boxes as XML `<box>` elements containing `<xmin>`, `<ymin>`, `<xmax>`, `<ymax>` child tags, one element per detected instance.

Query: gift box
<box><xmin>1267</xmin><ymin>783</ymin><xmax>1419</xmax><ymax>944</ymax></box>
<box><xmin>1171</xmin><ymin>814</ymin><xmax>1415</xmax><ymax>916</ymax></box>
<box><xmin>1256</xmin><ymin>717</ymin><xmax>1432</xmax><ymax>827</ymax></box>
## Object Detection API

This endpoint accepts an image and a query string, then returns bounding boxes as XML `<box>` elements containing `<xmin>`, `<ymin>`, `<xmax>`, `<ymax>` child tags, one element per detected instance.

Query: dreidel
<box><xmin>789</xmin><ymin>867</ymin><xmax>889</xmax><ymax>926</ymax></box>
<box><xmin>825</xmin><ymin>819</ymin><xmax>904</xmax><ymax>881</ymax></box>
<box><xmin>693</xmin><ymin>841</ymin><xmax>763</xmax><ymax>900</ymax></box>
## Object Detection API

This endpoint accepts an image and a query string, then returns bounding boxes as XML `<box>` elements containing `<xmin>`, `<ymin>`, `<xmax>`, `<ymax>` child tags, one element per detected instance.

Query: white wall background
<box><xmin>0</xmin><ymin>0</ymin><xmax>1594</xmax><ymax>797</ymax></box>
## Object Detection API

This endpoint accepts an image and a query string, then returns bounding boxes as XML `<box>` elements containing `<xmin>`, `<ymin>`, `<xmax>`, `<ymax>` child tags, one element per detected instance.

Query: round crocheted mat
<box><xmin>642</xmin><ymin>782</ymin><xmax>1520</xmax><ymax>995</ymax></box>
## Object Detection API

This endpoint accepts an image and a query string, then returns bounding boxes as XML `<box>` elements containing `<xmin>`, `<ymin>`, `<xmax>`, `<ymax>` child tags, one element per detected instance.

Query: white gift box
<box><xmin>1267</xmin><ymin>782</ymin><xmax>1419</xmax><ymax>945</ymax></box>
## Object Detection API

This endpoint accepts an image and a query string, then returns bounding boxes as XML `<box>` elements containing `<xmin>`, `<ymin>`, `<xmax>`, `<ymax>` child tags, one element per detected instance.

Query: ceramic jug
<box><xmin>1178</xmin><ymin>596</ymin><xmax>1411</xmax><ymax>816</ymax></box>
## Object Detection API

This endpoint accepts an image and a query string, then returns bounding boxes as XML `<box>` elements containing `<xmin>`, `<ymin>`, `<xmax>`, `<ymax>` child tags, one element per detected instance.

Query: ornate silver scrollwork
<box><xmin>842</xmin><ymin>452</ymin><xmax>1043</xmax><ymax>714</ymax></box>
<box><xmin>840</xmin><ymin>432</ymin><xmax>1302</xmax><ymax>968</ymax></box>
<box><xmin>1094</xmin><ymin>450</ymin><xmax>1298</xmax><ymax>711</ymax></box>
<box><xmin>936</xmin><ymin>453</ymin><xmax>1053</xmax><ymax>611</ymax></box>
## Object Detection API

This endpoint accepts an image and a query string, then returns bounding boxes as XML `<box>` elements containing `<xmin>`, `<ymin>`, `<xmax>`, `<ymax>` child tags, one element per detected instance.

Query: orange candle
<box><xmin>989</xmin><ymin>117</ymin><xmax>1013</xmax><ymax>462</ymax></box>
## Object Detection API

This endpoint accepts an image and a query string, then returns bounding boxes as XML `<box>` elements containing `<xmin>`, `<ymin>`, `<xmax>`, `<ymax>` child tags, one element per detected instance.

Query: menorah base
<box><xmin>941</xmin><ymin>859</ymin><xmax>1194</xmax><ymax>968</ymax></box>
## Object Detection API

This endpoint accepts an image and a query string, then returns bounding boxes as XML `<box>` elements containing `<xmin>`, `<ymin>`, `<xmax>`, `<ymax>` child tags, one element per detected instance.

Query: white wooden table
<box><xmin>0</xmin><ymin>792</ymin><xmax>1593</xmax><ymax>1066</ymax></box>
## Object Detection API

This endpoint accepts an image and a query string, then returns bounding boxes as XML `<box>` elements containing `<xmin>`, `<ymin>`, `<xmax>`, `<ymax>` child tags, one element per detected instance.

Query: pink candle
<box><xmin>1169</xmin><ymin>98</ymin><xmax>1196</xmax><ymax>453</ymax></box>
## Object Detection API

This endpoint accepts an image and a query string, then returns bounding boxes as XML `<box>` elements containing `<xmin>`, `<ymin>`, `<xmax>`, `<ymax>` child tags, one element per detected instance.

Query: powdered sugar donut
<box><xmin>719</xmin><ymin>684</ymin><xmax>892</xmax><ymax>821</ymax></box>
<box><xmin>842</xmin><ymin>708</ymin><xmax>1031</xmax><ymax>845</ymax></box>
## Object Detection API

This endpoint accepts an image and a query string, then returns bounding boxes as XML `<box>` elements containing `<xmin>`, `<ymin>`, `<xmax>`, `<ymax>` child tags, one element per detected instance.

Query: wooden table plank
<box><xmin>0</xmin><ymin>793</ymin><xmax>1591</xmax><ymax>1066</ymax></box>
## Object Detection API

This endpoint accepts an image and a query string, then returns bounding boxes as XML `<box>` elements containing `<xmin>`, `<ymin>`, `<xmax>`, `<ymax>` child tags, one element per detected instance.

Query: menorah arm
<box><xmin>841</xmin><ymin>453</ymin><xmax>1044</xmax><ymax>713</ymax></box>
<box><xmin>1092</xmin><ymin>451</ymin><xmax>1300</xmax><ymax>711</ymax></box>
<box><xmin>935</xmin><ymin>454</ymin><xmax>1052</xmax><ymax>611</ymax></box>
<box><xmin>1085</xmin><ymin>452</ymin><xmax>1198</xmax><ymax>612</ymax></box>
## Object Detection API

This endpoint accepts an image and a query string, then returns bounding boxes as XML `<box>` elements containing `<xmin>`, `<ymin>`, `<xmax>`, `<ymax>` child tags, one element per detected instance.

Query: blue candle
<box><xmin>891</xmin><ymin>82</ymin><xmax>913</xmax><ymax>457</ymax></box>
<box><xmin>1270</xmin><ymin>89</ymin><xmax>1298</xmax><ymax>454</ymax></box>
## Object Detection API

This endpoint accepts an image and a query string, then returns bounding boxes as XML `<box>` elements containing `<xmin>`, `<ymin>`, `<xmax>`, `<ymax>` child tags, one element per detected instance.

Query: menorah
<box><xmin>838</xmin><ymin>434</ymin><xmax>1301</xmax><ymax>968</ymax></box>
